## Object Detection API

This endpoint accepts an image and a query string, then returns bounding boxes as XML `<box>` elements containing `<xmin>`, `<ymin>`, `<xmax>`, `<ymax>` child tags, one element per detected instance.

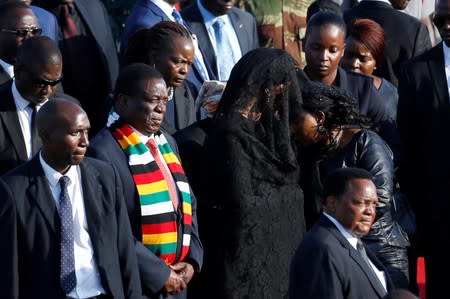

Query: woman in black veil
<box><xmin>189</xmin><ymin>48</ymin><xmax>308</xmax><ymax>298</ymax></box>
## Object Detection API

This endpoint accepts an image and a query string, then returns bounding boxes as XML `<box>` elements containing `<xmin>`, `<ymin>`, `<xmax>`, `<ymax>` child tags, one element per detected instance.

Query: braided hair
<box><xmin>123</xmin><ymin>21</ymin><xmax>192</xmax><ymax>66</ymax></box>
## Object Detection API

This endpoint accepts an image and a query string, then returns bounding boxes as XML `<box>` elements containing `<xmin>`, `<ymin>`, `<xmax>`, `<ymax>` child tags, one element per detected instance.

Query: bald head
<box><xmin>38</xmin><ymin>98</ymin><xmax>90</xmax><ymax>173</ymax></box>
<box><xmin>37</xmin><ymin>98</ymin><xmax>83</xmax><ymax>136</ymax></box>
<box><xmin>16</xmin><ymin>35</ymin><xmax>62</xmax><ymax>67</ymax></box>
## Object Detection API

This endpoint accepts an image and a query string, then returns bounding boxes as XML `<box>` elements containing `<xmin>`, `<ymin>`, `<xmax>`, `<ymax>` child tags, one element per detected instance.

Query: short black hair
<box><xmin>306</xmin><ymin>0</ymin><xmax>342</xmax><ymax>23</ymax></box>
<box><xmin>0</xmin><ymin>2</ymin><xmax>30</xmax><ymax>26</ymax></box>
<box><xmin>113</xmin><ymin>63</ymin><xmax>163</xmax><ymax>103</ymax></box>
<box><xmin>323</xmin><ymin>167</ymin><xmax>373</xmax><ymax>198</ymax></box>
<box><xmin>306</xmin><ymin>10</ymin><xmax>346</xmax><ymax>38</ymax></box>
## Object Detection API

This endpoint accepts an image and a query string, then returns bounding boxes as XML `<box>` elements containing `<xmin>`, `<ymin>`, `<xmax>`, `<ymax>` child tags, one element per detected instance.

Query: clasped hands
<box><xmin>163</xmin><ymin>262</ymin><xmax>195</xmax><ymax>295</ymax></box>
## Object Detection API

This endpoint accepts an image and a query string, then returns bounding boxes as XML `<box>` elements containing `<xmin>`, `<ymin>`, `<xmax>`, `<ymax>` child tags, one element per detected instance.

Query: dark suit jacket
<box><xmin>0</xmin><ymin>81</ymin><xmax>79</xmax><ymax>176</ymax></box>
<box><xmin>0</xmin><ymin>156</ymin><xmax>142</xmax><ymax>299</ymax></box>
<box><xmin>397</xmin><ymin>40</ymin><xmax>450</xmax><ymax>299</ymax></box>
<box><xmin>289</xmin><ymin>215</ymin><xmax>393</xmax><ymax>299</ymax></box>
<box><xmin>87</xmin><ymin>128</ymin><xmax>203</xmax><ymax>299</ymax></box>
<box><xmin>0</xmin><ymin>82</ymin><xmax>29</xmax><ymax>176</ymax></box>
<box><xmin>0</xmin><ymin>66</ymin><xmax>12</xmax><ymax>86</ymax></box>
<box><xmin>73</xmin><ymin>0</ymin><xmax>119</xmax><ymax>96</ymax></box>
<box><xmin>344</xmin><ymin>0</ymin><xmax>431</xmax><ymax>87</ymax></box>
<box><xmin>120</xmin><ymin>0</ymin><xmax>215</xmax><ymax>95</ymax></box>
<box><xmin>181</xmin><ymin>2</ymin><xmax>259</xmax><ymax>80</ymax></box>
<box><xmin>161</xmin><ymin>82</ymin><xmax>197</xmax><ymax>135</ymax></box>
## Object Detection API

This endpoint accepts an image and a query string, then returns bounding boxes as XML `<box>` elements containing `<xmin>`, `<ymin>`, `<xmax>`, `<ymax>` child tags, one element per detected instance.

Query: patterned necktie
<box><xmin>172</xmin><ymin>8</ymin><xmax>209</xmax><ymax>81</ymax></box>
<box><xmin>59</xmin><ymin>176</ymin><xmax>77</xmax><ymax>294</ymax></box>
<box><xmin>28</xmin><ymin>103</ymin><xmax>41</xmax><ymax>157</ymax></box>
<box><xmin>213</xmin><ymin>18</ymin><xmax>233</xmax><ymax>81</ymax></box>
<box><xmin>147</xmin><ymin>139</ymin><xmax>178</xmax><ymax>210</ymax></box>
<box><xmin>61</xmin><ymin>4</ymin><xmax>78</xmax><ymax>39</ymax></box>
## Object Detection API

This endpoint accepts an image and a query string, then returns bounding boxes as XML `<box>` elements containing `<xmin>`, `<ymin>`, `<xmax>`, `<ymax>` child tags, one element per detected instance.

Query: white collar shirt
<box><xmin>39</xmin><ymin>154</ymin><xmax>105</xmax><ymax>298</ymax></box>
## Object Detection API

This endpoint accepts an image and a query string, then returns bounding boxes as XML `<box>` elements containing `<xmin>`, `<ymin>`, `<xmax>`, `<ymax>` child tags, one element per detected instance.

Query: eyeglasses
<box><xmin>32</xmin><ymin>76</ymin><xmax>63</xmax><ymax>88</ymax></box>
<box><xmin>0</xmin><ymin>27</ymin><xmax>42</xmax><ymax>38</ymax></box>
<box><xmin>433</xmin><ymin>15</ymin><xmax>450</xmax><ymax>28</ymax></box>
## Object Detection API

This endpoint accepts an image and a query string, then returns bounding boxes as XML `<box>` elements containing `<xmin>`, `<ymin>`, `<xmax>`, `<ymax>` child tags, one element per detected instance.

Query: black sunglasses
<box><xmin>433</xmin><ymin>15</ymin><xmax>450</xmax><ymax>28</ymax></box>
<box><xmin>32</xmin><ymin>76</ymin><xmax>63</xmax><ymax>88</ymax></box>
<box><xmin>0</xmin><ymin>27</ymin><xmax>42</xmax><ymax>38</ymax></box>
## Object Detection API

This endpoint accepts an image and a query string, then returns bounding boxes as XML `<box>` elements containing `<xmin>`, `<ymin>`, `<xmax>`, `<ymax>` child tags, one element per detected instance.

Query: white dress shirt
<box><xmin>40</xmin><ymin>154</ymin><xmax>106</xmax><ymax>298</ymax></box>
<box><xmin>12</xmin><ymin>81</ymin><xmax>47</xmax><ymax>160</ymax></box>
<box><xmin>323</xmin><ymin>212</ymin><xmax>388</xmax><ymax>291</ymax></box>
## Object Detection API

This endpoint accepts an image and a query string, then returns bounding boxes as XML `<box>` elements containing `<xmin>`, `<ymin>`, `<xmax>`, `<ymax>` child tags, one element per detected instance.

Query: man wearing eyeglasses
<box><xmin>0</xmin><ymin>2</ymin><xmax>41</xmax><ymax>85</ymax></box>
<box><xmin>0</xmin><ymin>35</ymin><xmax>64</xmax><ymax>176</ymax></box>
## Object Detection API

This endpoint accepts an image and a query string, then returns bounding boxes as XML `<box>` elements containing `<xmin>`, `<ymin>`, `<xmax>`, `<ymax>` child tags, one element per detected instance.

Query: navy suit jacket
<box><xmin>31</xmin><ymin>5</ymin><xmax>59</xmax><ymax>42</ymax></box>
<box><xmin>289</xmin><ymin>215</ymin><xmax>393</xmax><ymax>299</ymax></box>
<box><xmin>344</xmin><ymin>0</ymin><xmax>431</xmax><ymax>87</ymax></box>
<box><xmin>0</xmin><ymin>156</ymin><xmax>142</xmax><ymax>299</ymax></box>
<box><xmin>120</xmin><ymin>0</ymin><xmax>216</xmax><ymax>94</ymax></box>
<box><xmin>87</xmin><ymin>128</ymin><xmax>203</xmax><ymax>299</ymax></box>
<box><xmin>181</xmin><ymin>2</ymin><xmax>259</xmax><ymax>80</ymax></box>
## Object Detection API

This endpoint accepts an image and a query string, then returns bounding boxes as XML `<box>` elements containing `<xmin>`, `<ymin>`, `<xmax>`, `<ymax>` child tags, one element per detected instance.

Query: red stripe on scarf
<box><xmin>133</xmin><ymin>172</ymin><xmax>164</xmax><ymax>184</ymax></box>
<box><xmin>142</xmin><ymin>221</ymin><xmax>177</xmax><ymax>234</ymax></box>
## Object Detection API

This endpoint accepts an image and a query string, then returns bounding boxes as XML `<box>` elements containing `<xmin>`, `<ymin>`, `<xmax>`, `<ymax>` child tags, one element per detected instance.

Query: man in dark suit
<box><xmin>0</xmin><ymin>35</ymin><xmax>64</xmax><ymax>176</ymax></box>
<box><xmin>120</xmin><ymin>0</ymin><xmax>215</xmax><ymax>97</ymax></box>
<box><xmin>181</xmin><ymin>0</ymin><xmax>259</xmax><ymax>81</ymax></box>
<box><xmin>87</xmin><ymin>63</ymin><xmax>203</xmax><ymax>299</ymax></box>
<box><xmin>343</xmin><ymin>0</ymin><xmax>431</xmax><ymax>87</ymax></box>
<box><xmin>0</xmin><ymin>2</ymin><xmax>41</xmax><ymax>85</ymax></box>
<box><xmin>290</xmin><ymin>167</ymin><xmax>393</xmax><ymax>299</ymax></box>
<box><xmin>0</xmin><ymin>98</ymin><xmax>142</xmax><ymax>298</ymax></box>
<box><xmin>32</xmin><ymin>0</ymin><xmax>119</xmax><ymax>135</ymax></box>
<box><xmin>397</xmin><ymin>0</ymin><xmax>450</xmax><ymax>297</ymax></box>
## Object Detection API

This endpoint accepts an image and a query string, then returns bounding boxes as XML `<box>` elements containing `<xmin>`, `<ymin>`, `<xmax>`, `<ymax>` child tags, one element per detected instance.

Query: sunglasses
<box><xmin>32</xmin><ymin>76</ymin><xmax>63</xmax><ymax>88</ymax></box>
<box><xmin>433</xmin><ymin>15</ymin><xmax>450</xmax><ymax>28</ymax></box>
<box><xmin>0</xmin><ymin>27</ymin><xmax>42</xmax><ymax>38</ymax></box>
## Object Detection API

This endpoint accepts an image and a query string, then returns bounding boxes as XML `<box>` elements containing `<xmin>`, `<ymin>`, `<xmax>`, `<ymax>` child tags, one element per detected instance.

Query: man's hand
<box><xmin>169</xmin><ymin>262</ymin><xmax>195</xmax><ymax>284</ymax></box>
<box><xmin>163</xmin><ymin>269</ymin><xmax>187</xmax><ymax>295</ymax></box>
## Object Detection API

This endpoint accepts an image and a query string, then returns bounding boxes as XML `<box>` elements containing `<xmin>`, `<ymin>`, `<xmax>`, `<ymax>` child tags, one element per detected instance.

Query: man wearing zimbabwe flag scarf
<box><xmin>87</xmin><ymin>63</ymin><xmax>203</xmax><ymax>299</ymax></box>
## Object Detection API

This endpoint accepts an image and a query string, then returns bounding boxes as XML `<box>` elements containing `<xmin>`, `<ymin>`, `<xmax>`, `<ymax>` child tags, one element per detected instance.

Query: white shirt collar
<box><xmin>323</xmin><ymin>211</ymin><xmax>358</xmax><ymax>249</ymax></box>
<box><xmin>0</xmin><ymin>58</ymin><xmax>14</xmax><ymax>78</ymax></box>
<box><xmin>39</xmin><ymin>152</ymin><xmax>79</xmax><ymax>187</ymax></box>
<box><xmin>151</xmin><ymin>0</ymin><xmax>175</xmax><ymax>19</ymax></box>
<box><xmin>130</xmin><ymin>125</ymin><xmax>155</xmax><ymax>144</ymax></box>
<box><xmin>443</xmin><ymin>42</ymin><xmax>450</xmax><ymax>67</ymax></box>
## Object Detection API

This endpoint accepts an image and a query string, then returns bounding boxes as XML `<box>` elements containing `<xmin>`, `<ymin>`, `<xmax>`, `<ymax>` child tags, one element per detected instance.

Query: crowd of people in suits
<box><xmin>0</xmin><ymin>0</ymin><xmax>447</xmax><ymax>298</ymax></box>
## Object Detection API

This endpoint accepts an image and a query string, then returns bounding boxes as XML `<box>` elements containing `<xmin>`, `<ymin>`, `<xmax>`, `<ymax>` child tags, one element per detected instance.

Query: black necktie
<box><xmin>59</xmin><ymin>176</ymin><xmax>77</xmax><ymax>294</ymax></box>
<box><xmin>28</xmin><ymin>103</ymin><xmax>41</xmax><ymax>156</ymax></box>
<box><xmin>357</xmin><ymin>239</ymin><xmax>387</xmax><ymax>295</ymax></box>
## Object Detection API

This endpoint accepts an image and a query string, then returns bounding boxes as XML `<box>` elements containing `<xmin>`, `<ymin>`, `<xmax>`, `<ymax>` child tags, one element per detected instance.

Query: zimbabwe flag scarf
<box><xmin>110</xmin><ymin>120</ymin><xmax>192</xmax><ymax>265</ymax></box>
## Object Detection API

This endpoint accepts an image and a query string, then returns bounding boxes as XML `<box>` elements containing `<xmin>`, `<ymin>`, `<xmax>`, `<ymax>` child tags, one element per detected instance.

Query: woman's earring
<box><xmin>317</xmin><ymin>124</ymin><xmax>326</xmax><ymax>134</ymax></box>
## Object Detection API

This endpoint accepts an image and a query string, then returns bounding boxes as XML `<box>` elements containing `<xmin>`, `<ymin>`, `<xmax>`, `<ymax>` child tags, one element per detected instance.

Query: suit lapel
<box><xmin>27</xmin><ymin>157</ymin><xmax>60</xmax><ymax>235</ymax></box>
<box><xmin>79</xmin><ymin>160</ymin><xmax>103</xmax><ymax>246</ymax></box>
<box><xmin>324</xmin><ymin>217</ymin><xmax>388</xmax><ymax>297</ymax></box>
<box><xmin>428</xmin><ymin>44</ymin><xmax>449</xmax><ymax>107</ymax></box>
<box><xmin>228</xmin><ymin>8</ymin><xmax>246</xmax><ymax>54</ymax></box>
<box><xmin>0</xmin><ymin>84</ymin><xmax>28</xmax><ymax>161</ymax></box>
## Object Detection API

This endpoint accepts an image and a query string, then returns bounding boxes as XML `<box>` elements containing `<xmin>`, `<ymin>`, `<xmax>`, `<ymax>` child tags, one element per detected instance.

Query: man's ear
<box><xmin>115</xmin><ymin>93</ymin><xmax>128</xmax><ymax>113</ymax></box>
<box><xmin>324</xmin><ymin>195</ymin><xmax>337</xmax><ymax>214</ymax></box>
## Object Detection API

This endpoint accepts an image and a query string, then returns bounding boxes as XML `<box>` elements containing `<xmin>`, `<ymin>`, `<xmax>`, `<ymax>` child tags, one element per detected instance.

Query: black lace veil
<box><xmin>215</xmin><ymin>48</ymin><xmax>307</xmax><ymax>169</ymax></box>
